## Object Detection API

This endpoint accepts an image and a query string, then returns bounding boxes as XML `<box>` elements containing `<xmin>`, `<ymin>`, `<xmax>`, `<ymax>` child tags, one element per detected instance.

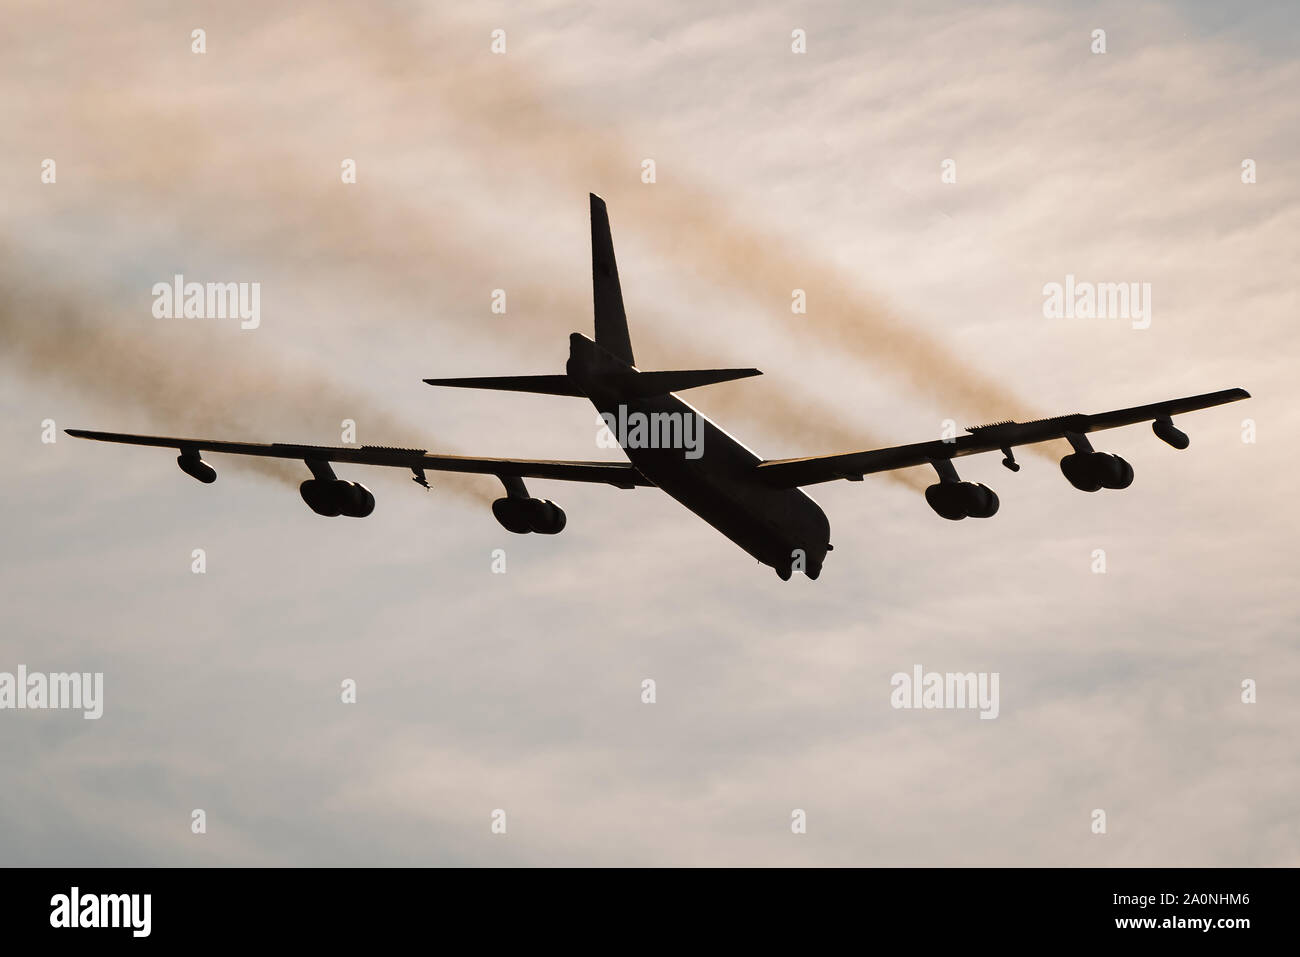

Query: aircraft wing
<box><xmin>65</xmin><ymin>429</ymin><xmax>653</xmax><ymax>488</ymax></box>
<box><xmin>755</xmin><ymin>388</ymin><xmax>1251</xmax><ymax>488</ymax></box>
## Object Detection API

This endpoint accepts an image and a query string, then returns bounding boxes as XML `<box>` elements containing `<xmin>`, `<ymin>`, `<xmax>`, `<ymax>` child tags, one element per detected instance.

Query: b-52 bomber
<box><xmin>70</xmin><ymin>195</ymin><xmax>1250</xmax><ymax>580</ymax></box>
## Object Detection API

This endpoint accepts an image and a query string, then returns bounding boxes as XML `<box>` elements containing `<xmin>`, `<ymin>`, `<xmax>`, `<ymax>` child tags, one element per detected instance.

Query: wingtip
<box><xmin>1236</xmin><ymin>387</ymin><xmax>1252</xmax><ymax>399</ymax></box>
<box><xmin>590</xmin><ymin>192</ymin><xmax>606</xmax><ymax>209</ymax></box>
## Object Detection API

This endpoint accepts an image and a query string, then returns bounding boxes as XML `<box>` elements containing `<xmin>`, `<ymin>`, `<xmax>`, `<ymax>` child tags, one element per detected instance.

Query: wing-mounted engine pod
<box><xmin>492</xmin><ymin>497</ymin><xmax>567</xmax><ymax>534</ymax></box>
<box><xmin>299</xmin><ymin>479</ymin><xmax>375</xmax><ymax>517</ymax></box>
<box><xmin>1152</xmin><ymin>416</ymin><xmax>1190</xmax><ymax>449</ymax></box>
<box><xmin>491</xmin><ymin>475</ymin><xmax>567</xmax><ymax>534</ymax></box>
<box><xmin>1059</xmin><ymin>452</ymin><xmax>1134</xmax><ymax>492</ymax></box>
<box><xmin>176</xmin><ymin>448</ymin><xmax>216</xmax><ymax>484</ymax></box>
<box><xmin>335</xmin><ymin>482</ymin><xmax>375</xmax><ymax>517</ymax></box>
<box><xmin>923</xmin><ymin>458</ymin><xmax>999</xmax><ymax>520</ymax></box>
<box><xmin>1059</xmin><ymin>431</ymin><xmax>1134</xmax><ymax>492</ymax></box>
<box><xmin>298</xmin><ymin>458</ymin><xmax>375</xmax><ymax>517</ymax></box>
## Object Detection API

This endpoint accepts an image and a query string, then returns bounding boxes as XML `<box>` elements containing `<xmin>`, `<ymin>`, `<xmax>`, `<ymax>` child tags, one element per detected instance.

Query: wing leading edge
<box><xmin>67</xmin><ymin>386</ymin><xmax>1250</xmax><ymax>492</ymax></box>
<box><xmin>65</xmin><ymin>430</ymin><xmax>653</xmax><ymax>489</ymax></box>
<box><xmin>755</xmin><ymin>388</ymin><xmax>1251</xmax><ymax>488</ymax></box>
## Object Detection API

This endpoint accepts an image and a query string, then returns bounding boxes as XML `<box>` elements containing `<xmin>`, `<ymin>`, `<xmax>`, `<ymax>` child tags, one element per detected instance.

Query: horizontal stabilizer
<box><xmin>424</xmin><ymin>368</ymin><xmax>761</xmax><ymax>398</ymax></box>
<box><xmin>422</xmin><ymin>375</ymin><xmax>584</xmax><ymax>396</ymax></box>
<box><xmin>618</xmin><ymin>368</ymin><xmax>761</xmax><ymax>397</ymax></box>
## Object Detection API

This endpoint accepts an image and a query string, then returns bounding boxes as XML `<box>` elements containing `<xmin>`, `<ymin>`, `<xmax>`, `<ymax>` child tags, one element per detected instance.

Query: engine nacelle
<box><xmin>300</xmin><ymin>479</ymin><xmax>375</xmax><ymax>517</ymax></box>
<box><xmin>1059</xmin><ymin>452</ymin><xmax>1134</xmax><ymax>492</ymax></box>
<box><xmin>177</xmin><ymin>451</ymin><xmax>217</xmax><ymax>484</ymax></box>
<box><xmin>491</xmin><ymin>497</ymin><xmax>567</xmax><ymax>534</ymax></box>
<box><xmin>336</xmin><ymin>482</ymin><xmax>376</xmax><ymax>517</ymax></box>
<box><xmin>925</xmin><ymin>481</ymin><xmax>1000</xmax><ymax>520</ymax></box>
<box><xmin>964</xmin><ymin>483</ymin><xmax>1000</xmax><ymax>518</ymax></box>
<box><xmin>523</xmin><ymin>498</ymin><xmax>567</xmax><ymax>534</ymax></box>
<box><xmin>492</xmin><ymin>497</ymin><xmax>532</xmax><ymax>533</ymax></box>
<box><xmin>1152</xmin><ymin>417</ymin><xmax>1190</xmax><ymax>449</ymax></box>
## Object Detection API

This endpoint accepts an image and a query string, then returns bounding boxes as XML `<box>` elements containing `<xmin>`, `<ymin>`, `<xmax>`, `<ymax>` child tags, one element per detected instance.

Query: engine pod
<box><xmin>1153</xmin><ymin>417</ymin><xmax>1190</xmax><ymax>449</ymax></box>
<box><xmin>177</xmin><ymin>451</ymin><xmax>217</xmax><ymax>484</ymax></box>
<box><xmin>492</xmin><ymin>497</ymin><xmax>534</xmax><ymax>534</ymax></box>
<box><xmin>300</xmin><ymin>479</ymin><xmax>342</xmax><ymax>516</ymax></box>
<box><xmin>523</xmin><ymin>499</ymin><xmax>567</xmax><ymax>535</ymax></box>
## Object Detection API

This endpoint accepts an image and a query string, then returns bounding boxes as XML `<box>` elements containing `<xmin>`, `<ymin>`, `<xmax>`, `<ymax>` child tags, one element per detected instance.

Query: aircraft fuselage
<box><xmin>567</xmin><ymin>333</ymin><xmax>831</xmax><ymax>578</ymax></box>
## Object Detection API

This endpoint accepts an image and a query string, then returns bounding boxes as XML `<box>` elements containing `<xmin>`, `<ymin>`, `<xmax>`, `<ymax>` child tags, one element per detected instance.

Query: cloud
<box><xmin>0</xmin><ymin>0</ymin><xmax>1295</xmax><ymax>867</ymax></box>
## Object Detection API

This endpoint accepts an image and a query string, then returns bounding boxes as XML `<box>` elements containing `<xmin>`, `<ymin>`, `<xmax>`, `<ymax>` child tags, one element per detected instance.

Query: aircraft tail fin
<box><xmin>590</xmin><ymin>193</ymin><xmax>635</xmax><ymax>366</ymax></box>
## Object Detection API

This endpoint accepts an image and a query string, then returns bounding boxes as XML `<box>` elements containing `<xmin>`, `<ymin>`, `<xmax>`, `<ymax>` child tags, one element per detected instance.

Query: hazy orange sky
<box><xmin>1</xmin><ymin>0</ymin><xmax>1296</xmax><ymax>865</ymax></box>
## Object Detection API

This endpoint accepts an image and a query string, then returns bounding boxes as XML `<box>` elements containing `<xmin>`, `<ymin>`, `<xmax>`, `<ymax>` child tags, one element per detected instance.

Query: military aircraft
<box><xmin>69</xmin><ymin>194</ymin><xmax>1250</xmax><ymax>580</ymax></box>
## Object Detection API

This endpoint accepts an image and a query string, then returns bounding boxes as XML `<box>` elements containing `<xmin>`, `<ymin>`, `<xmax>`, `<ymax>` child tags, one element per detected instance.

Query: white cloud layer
<box><xmin>1</xmin><ymin>0</ymin><xmax>1296</xmax><ymax>864</ymax></box>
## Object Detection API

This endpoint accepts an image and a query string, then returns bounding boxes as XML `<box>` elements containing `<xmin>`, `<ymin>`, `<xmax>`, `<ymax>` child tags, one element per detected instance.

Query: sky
<box><xmin>1</xmin><ymin>0</ymin><xmax>1296</xmax><ymax>865</ymax></box>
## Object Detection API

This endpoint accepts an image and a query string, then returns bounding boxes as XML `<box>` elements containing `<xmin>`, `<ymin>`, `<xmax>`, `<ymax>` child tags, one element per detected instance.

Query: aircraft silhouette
<box><xmin>70</xmin><ymin>194</ymin><xmax>1250</xmax><ymax>580</ymax></box>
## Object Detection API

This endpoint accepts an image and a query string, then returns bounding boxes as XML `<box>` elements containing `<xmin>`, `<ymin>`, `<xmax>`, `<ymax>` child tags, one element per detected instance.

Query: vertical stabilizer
<box><xmin>590</xmin><ymin>193</ymin><xmax>635</xmax><ymax>366</ymax></box>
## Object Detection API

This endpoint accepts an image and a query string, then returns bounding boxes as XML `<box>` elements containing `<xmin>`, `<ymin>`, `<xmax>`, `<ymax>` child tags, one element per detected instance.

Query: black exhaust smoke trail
<box><xmin>0</xmin><ymin>3</ymin><xmax>928</xmax><ymax>495</ymax></box>
<box><xmin>50</xmin><ymin>104</ymin><xmax>929</xmax><ymax>491</ymax></box>
<box><xmin>0</xmin><ymin>260</ymin><xmax>491</xmax><ymax>503</ymax></box>
<box><xmin>346</xmin><ymin>7</ymin><xmax>1057</xmax><ymax>465</ymax></box>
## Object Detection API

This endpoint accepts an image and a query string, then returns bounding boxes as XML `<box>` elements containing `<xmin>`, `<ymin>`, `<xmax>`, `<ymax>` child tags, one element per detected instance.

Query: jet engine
<box><xmin>1059</xmin><ymin>452</ymin><xmax>1134</xmax><ymax>492</ymax></box>
<box><xmin>924</xmin><ymin>481</ymin><xmax>1000</xmax><ymax>520</ymax></box>
<box><xmin>1152</xmin><ymin>416</ymin><xmax>1190</xmax><ymax>449</ymax></box>
<box><xmin>177</xmin><ymin>450</ymin><xmax>217</xmax><ymax>484</ymax></box>
<box><xmin>491</xmin><ymin>497</ymin><xmax>567</xmax><ymax>534</ymax></box>
<box><xmin>299</xmin><ymin>479</ymin><xmax>376</xmax><ymax>517</ymax></box>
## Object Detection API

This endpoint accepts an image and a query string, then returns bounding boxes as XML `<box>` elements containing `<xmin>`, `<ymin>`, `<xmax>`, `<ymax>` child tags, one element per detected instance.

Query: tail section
<box><xmin>426</xmin><ymin>197</ymin><xmax>763</xmax><ymax>402</ymax></box>
<box><xmin>590</xmin><ymin>193</ymin><xmax>635</xmax><ymax>366</ymax></box>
